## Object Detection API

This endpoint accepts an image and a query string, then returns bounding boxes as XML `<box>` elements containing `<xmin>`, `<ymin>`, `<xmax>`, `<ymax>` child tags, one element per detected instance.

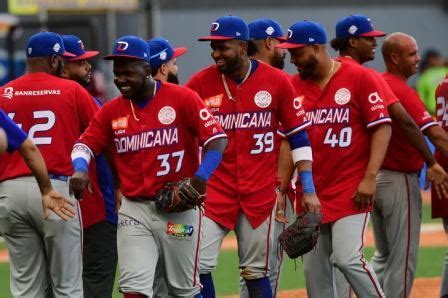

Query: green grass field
<box><xmin>0</xmin><ymin>202</ymin><xmax>445</xmax><ymax>297</ymax></box>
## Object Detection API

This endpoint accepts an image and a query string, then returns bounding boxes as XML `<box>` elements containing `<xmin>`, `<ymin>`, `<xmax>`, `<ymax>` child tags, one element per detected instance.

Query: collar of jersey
<box><xmin>136</xmin><ymin>80</ymin><xmax>160</xmax><ymax>109</ymax></box>
<box><xmin>233</xmin><ymin>59</ymin><xmax>258</xmax><ymax>84</ymax></box>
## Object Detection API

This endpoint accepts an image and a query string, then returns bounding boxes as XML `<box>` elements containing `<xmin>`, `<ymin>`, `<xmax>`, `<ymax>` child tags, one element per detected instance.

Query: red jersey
<box><xmin>335</xmin><ymin>57</ymin><xmax>400</xmax><ymax>107</ymax></box>
<box><xmin>381</xmin><ymin>72</ymin><xmax>437</xmax><ymax>172</ymax></box>
<box><xmin>432</xmin><ymin>75</ymin><xmax>448</xmax><ymax>217</ymax></box>
<box><xmin>186</xmin><ymin>61</ymin><xmax>310</xmax><ymax>229</ymax></box>
<box><xmin>435</xmin><ymin>75</ymin><xmax>448</xmax><ymax>167</ymax></box>
<box><xmin>78</xmin><ymin>82</ymin><xmax>226</xmax><ymax>199</ymax></box>
<box><xmin>290</xmin><ymin>61</ymin><xmax>391</xmax><ymax>223</ymax></box>
<box><xmin>0</xmin><ymin>72</ymin><xmax>98</xmax><ymax>181</ymax></box>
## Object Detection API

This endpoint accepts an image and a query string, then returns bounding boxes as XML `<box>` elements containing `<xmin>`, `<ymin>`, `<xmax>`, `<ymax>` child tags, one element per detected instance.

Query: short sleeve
<box><xmin>356</xmin><ymin>71</ymin><xmax>391</xmax><ymax>129</ymax></box>
<box><xmin>78</xmin><ymin>102</ymin><xmax>113</xmax><ymax>155</ymax></box>
<box><xmin>182</xmin><ymin>90</ymin><xmax>227</xmax><ymax>147</ymax></box>
<box><xmin>276</xmin><ymin>75</ymin><xmax>311</xmax><ymax>136</ymax></box>
<box><xmin>0</xmin><ymin>109</ymin><xmax>27</xmax><ymax>152</ymax></box>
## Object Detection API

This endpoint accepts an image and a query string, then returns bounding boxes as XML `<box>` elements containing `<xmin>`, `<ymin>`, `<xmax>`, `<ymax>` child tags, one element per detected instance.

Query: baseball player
<box><xmin>279</xmin><ymin>20</ymin><xmax>391</xmax><ymax>297</ymax></box>
<box><xmin>373</xmin><ymin>32</ymin><xmax>448</xmax><ymax>297</ymax></box>
<box><xmin>0</xmin><ymin>31</ymin><xmax>99</xmax><ymax>297</ymax></box>
<box><xmin>69</xmin><ymin>35</ymin><xmax>227</xmax><ymax>298</ymax></box>
<box><xmin>433</xmin><ymin>74</ymin><xmax>448</xmax><ymax>298</ymax></box>
<box><xmin>240</xmin><ymin>18</ymin><xmax>293</xmax><ymax>298</ymax></box>
<box><xmin>186</xmin><ymin>16</ymin><xmax>319</xmax><ymax>298</ymax></box>
<box><xmin>148</xmin><ymin>37</ymin><xmax>187</xmax><ymax>84</ymax></box>
<box><xmin>61</xmin><ymin>34</ymin><xmax>118</xmax><ymax>298</ymax></box>
<box><xmin>330</xmin><ymin>15</ymin><xmax>448</xmax><ymax>297</ymax></box>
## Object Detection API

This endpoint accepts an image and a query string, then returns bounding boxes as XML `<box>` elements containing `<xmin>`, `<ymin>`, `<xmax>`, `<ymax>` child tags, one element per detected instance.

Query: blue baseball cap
<box><xmin>104</xmin><ymin>35</ymin><xmax>150</xmax><ymax>62</ymax></box>
<box><xmin>62</xmin><ymin>35</ymin><xmax>99</xmax><ymax>61</ymax></box>
<box><xmin>148</xmin><ymin>38</ymin><xmax>187</xmax><ymax>69</ymax></box>
<box><xmin>276</xmin><ymin>21</ymin><xmax>327</xmax><ymax>49</ymax></box>
<box><xmin>198</xmin><ymin>15</ymin><xmax>249</xmax><ymax>41</ymax></box>
<box><xmin>336</xmin><ymin>15</ymin><xmax>386</xmax><ymax>39</ymax></box>
<box><xmin>248</xmin><ymin>18</ymin><xmax>286</xmax><ymax>41</ymax></box>
<box><xmin>27</xmin><ymin>31</ymin><xmax>75</xmax><ymax>58</ymax></box>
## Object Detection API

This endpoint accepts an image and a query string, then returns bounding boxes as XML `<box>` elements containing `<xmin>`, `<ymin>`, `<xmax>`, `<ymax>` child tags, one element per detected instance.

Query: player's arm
<box><xmin>287</xmin><ymin>130</ymin><xmax>320</xmax><ymax>214</ymax></box>
<box><xmin>425</xmin><ymin>125</ymin><xmax>448</xmax><ymax>159</ymax></box>
<box><xmin>355</xmin><ymin>123</ymin><xmax>391</xmax><ymax>210</ymax></box>
<box><xmin>190</xmin><ymin>137</ymin><xmax>228</xmax><ymax>194</ymax></box>
<box><xmin>70</xmin><ymin>104</ymin><xmax>112</xmax><ymax>200</ymax></box>
<box><xmin>389</xmin><ymin>103</ymin><xmax>446</xmax><ymax>186</ymax></box>
<box><xmin>274</xmin><ymin>140</ymin><xmax>295</xmax><ymax>223</ymax></box>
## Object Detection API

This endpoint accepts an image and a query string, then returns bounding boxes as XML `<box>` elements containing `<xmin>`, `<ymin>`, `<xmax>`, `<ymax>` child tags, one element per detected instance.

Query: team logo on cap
<box><xmin>287</xmin><ymin>29</ymin><xmax>293</xmax><ymax>39</ymax></box>
<box><xmin>160</xmin><ymin>51</ymin><xmax>167</xmax><ymax>60</ymax></box>
<box><xmin>27</xmin><ymin>48</ymin><xmax>32</xmax><ymax>55</ymax></box>
<box><xmin>53</xmin><ymin>43</ymin><xmax>61</xmax><ymax>53</ymax></box>
<box><xmin>334</xmin><ymin>88</ymin><xmax>351</xmax><ymax>105</ymax></box>
<box><xmin>349</xmin><ymin>25</ymin><xmax>358</xmax><ymax>35</ymax></box>
<box><xmin>309</xmin><ymin>38</ymin><xmax>314</xmax><ymax>42</ymax></box>
<box><xmin>158</xmin><ymin>106</ymin><xmax>176</xmax><ymax>125</ymax></box>
<box><xmin>78</xmin><ymin>40</ymin><xmax>85</xmax><ymax>50</ymax></box>
<box><xmin>117</xmin><ymin>41</ymin><xmax>129</xmax><ymax>51</ymax></box>
<box><xmin>211</xmin><ymin>22</ymin><xmax>220</xmax><ymax>31</ymax></box>
<box><xmin>265</xmin><ymin>26</ymin><xmax>275</xmax><ymax>36</ymax></box>
<box><xmin>254</xmin><ymin>91</ymin><xmax>272</xmax><ymax>108</ymax></box>
<box><xmin>2</xmin><ymin>87</ymin><xmax>13</xmax><ymax>99</ymax></box>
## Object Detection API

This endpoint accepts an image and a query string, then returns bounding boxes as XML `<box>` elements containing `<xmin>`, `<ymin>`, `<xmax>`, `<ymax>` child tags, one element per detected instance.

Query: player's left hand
<box><xmin>69</xmin><ymin>171</ymin><xmax>93</xmax><ymax>200</ymax></box>
<box><xmin>275</xmin><ymin>189</ymin><xmax>288</xmax><ymax>224</ymax></box>
<box><xmin>354</xmin><ymin>175</ymin><xmax>376</xmax><ymax>210</ymax></box>
<box><xmin>42</xmin><ymin>189</ymin><xmax>76</xmax><ymax>220</ymax></box>
<box><xmin>425</xmin><ymin>163</ymin><xmax>448</xmax><ymax>198</ymax></box>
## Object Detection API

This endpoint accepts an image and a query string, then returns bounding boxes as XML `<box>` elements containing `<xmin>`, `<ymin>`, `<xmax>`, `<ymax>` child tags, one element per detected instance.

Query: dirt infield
<box><xmin>222</xmin><ymin>278</ymin><xmax>441</xmax><ymax>297</ymax></box>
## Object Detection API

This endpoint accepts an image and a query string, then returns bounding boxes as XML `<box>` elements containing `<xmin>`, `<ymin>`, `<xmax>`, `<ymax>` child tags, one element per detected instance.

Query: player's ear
<box><xmin>160</xmin><ymin>63</ymin><xmax>168</xmax><ymax>76</ymax></box>
<box><xmin>265</xmin><ymin>37</ymin><xmax>274</xmax><ymax>50</ymax></box>
<box><xmin>240</xmin><ymin>41</ymin><xmax>248</xmax><ymax>54</ymax></box>
<box><xmin>143</xmin><ymin>63</ymin><xmax>151</xmax><ymax>79</ymax></box>
<box><xmin>348</xmin><ymin>37</ymin><xmax>358</xmax><ymax>49</ymax></box>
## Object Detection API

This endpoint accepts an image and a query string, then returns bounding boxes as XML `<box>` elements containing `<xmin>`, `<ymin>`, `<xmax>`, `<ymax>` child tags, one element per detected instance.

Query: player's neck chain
<box><xmin>221</xmin><ymin>60</ymin><xmax>252</xmax><ymax>101</ymax></box>
<box><xmin>130</xmin><ymin>82</ymin><xmax>157</xmax><ymax>122</ymax></box>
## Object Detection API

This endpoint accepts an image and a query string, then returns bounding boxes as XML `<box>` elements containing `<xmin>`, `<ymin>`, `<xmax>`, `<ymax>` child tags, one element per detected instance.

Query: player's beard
<box><xmin>55</xmin><ymin>59</ymin><xmax>64</xmax><ymax>77</ymax></box>
<box><xmin>167</xmin><ymin>72</ymin><xmax>179</xmax><ymax>85</ymax></box>
<box><xmin>272</xmin><ymin>51</ymin><xmax>285</xmax><ymax>70</ymax></box>
<box><xmin>216</xmin><ymin>55</ymin><xmax>241</xmax><ymax>76</ymax></box>
<box><xmin>298</xmin><ymin>55</ymin><xmax>318</xmax><ymax>80</ymax></box>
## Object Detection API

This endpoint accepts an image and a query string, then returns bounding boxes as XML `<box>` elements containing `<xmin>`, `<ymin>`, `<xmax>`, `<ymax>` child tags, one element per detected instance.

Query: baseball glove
<box><xmin>155</xmin><ymin>178</ymin><xmax>206</xmax><ymax>213</ymax></box>
<box><xmin>278</xmin><ymin>211</ymin><xmax>323</xmax><ymax>259</ymax></box>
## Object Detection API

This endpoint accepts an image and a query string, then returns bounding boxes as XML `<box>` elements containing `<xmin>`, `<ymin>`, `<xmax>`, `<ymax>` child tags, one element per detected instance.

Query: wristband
<box><xmin>299</xmin><ymin>170</ymin><xmax>316</xmax><ymax>194</ymax></box>
<box><xmin>194</xmin><ymin>150</ymin><xmax>222</xmax><ymax>181</ymax></box>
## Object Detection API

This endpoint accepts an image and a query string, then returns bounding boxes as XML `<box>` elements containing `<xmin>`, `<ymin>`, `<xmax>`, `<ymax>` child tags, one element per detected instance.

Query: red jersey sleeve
<box><xmin>182</xmin><ymin>89</ymin><xmax>226</xmax><ymax>146</ymax></box>
<box><xmin>78</xmin><ymin>100</ymin><xmax>114</xmax><ymax>155</ymax></box>
<box><xmin>400</xmin><ymin>88</ymin><xmax>436</xmax><ymax>131</ymax></box>
<box><xmin>356</xmin><ymin>71</ymin><xmax>391</xmax><ymax>128</ymax></box>
<box><xmin>277</xmin><ymin>75</ymin><xmax>310</xmax><ymax>136</ymax></box>
<box><xmin>377</xmin><ymin>74</ymin><xmax>400</xmax><ymax>107</ymax></box>
<box><xmin>75</xmin><ymin>85</ymin><xmax>100</xmax><ymax>131</ymax></box>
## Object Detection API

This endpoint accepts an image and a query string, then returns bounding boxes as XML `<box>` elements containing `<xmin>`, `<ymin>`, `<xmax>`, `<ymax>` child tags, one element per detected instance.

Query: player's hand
<box><xmin>354</xmin><ymin>175</ymin><xmax>376</xmax><ymax>210</ymax></box>
<box><xmin>425</xmin><ymin>163</ymin><xmax>448</xmax><ymax>197</ymax></box>
<box><xmin>302</xmin><ymin>192</ymin><xmax>321</xmax><ymax>213</ymax></box>
<box><xmin>69</xmin><ymin>171</ymin><xmax>93</xmax><ymax>200</ymax></box>
<box><xmin>42</xmin><ymin>189</ymin><xmax>76</xmax><ymax>220</ymax></box>
<box><xmin>275</xmin><ymin>189</ymin><xmax>288</xmax><ymax>224</ymax></box>
<box><xmin>190</xmin><ymin>175</ymin><xmax>206</xmax><ymax>195</ymax></box>
<box><xmin>115</xmin><ymin>189</ymin><xmax>123</xmax><ymax>212</ymax></box>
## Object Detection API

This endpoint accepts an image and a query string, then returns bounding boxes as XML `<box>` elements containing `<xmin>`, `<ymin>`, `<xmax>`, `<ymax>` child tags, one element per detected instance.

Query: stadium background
<box><xmin>0</xmin><ymin>0</ymin><xmax>447</xmax><ymax>297</ymax></box>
